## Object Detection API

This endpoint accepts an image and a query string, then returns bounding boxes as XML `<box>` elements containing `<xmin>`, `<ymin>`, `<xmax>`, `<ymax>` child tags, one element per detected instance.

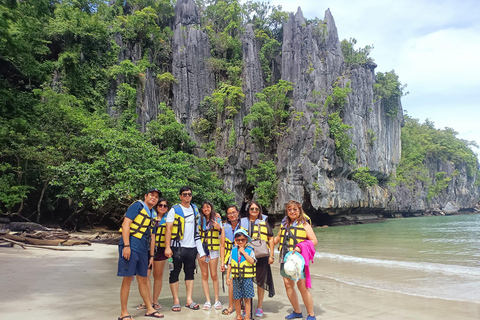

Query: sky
<box><xmin>267</xmin><ymin>0</ymin><xmax>480</xmax><ymax>157</ymax></box>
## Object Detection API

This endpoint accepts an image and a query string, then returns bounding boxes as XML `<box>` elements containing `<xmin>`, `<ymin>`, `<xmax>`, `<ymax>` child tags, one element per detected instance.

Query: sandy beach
<box><xmin>0</xmin><ymin>243</ymin><xmax>479</xmax><ymax>320</ymax></box>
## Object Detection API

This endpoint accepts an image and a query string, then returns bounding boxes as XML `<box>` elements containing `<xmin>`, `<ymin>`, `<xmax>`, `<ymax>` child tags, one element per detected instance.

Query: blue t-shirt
<box><xmin>119</xmin><ymin>201</ymin><xmax>155</xmax><ymax>254</ymax></box>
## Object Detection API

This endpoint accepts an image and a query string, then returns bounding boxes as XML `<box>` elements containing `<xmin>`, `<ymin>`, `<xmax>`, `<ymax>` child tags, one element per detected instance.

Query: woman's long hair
<box><xmin>200</xmin><ymin>200</ymin><xmax>216</xmax><ymax>225</ymax></box>
<box><xmin>284</xmin><ymin>200</ymin><xmax>307</xmax><ymax>226</ymax></box>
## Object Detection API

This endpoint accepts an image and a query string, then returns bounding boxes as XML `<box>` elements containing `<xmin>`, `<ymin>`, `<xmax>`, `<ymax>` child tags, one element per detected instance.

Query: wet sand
<box><xmin>0</xmin><ymin>243</ymin><xmax>479</xmax><ymax>320</ymax></box>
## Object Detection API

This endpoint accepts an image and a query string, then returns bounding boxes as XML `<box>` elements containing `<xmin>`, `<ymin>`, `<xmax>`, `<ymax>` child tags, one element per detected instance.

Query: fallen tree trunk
<box><xmin>0</xmin><ymin>237</ymin><xmax>93</xmax><ymax>251</ymax></box>
<box><xmin>3</xmin><ymin>233</ymin><xmax>91</xmax><ymax>246</ymax></box>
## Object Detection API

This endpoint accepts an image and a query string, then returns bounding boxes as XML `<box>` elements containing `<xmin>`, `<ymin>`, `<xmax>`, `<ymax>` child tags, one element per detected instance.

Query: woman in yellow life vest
<box><xmin>274</xmin><ymin>200</ymin><xmax>318</xmax><ymax>320</ymax></box>
<box><xmin>220</xmin><ymin>205</ymin><xmax>241</xmax><ymax>315</ymax></box>
<box><xmin>240</xmin><ymin>201</ymin><xmax>275</xmax><ymax>318</ymax></box>
<box><xmin>198</xmin><ymin>201</ymin><xmax>223</xmax><ymax>310</ymax></box>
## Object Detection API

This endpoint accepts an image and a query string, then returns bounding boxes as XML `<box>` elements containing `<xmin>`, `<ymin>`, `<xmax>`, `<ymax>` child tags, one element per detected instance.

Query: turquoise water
<box><xmin>309</xmin><ymin>214</ymin><xmax>480</xmax><ymax>302</ymax></box>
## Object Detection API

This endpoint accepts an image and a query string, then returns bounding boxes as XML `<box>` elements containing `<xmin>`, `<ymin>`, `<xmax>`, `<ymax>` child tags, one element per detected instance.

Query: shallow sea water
<box><xmin>308</xmin><ymin>214</ymin><xmax>480</xmax><ymax>302</ymax></box>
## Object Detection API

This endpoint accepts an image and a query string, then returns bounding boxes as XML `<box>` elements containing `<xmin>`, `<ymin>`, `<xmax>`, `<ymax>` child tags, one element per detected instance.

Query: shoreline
<box><xmin>1</xmin><ymin>243</ymin><xmax>479</xmax><ymax>320</ymax></box>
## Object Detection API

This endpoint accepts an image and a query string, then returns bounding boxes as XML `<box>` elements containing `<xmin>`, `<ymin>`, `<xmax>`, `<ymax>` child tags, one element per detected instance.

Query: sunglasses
<box><xmin>235</xmin><ymin>238</ymin><xmax>246</xmax><ymax>243</ymax></box>
<box><xmin>249</xmin><ymin>207</ymin><xmax>260</xmax><ymax>212</ymax></box>
<box><xmin>157</xmin><ymin>204</ymin><xmax>168</xmax><ymax>208</ymax></box>
<box><xmin>182</xmin><ymin>192</ymin><xmax>192</xmax><ymax>197</ymax></box>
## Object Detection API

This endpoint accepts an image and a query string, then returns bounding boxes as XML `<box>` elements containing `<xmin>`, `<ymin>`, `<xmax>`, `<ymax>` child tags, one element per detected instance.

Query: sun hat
<box><xmin>283</xmin><ymin>251</ymin><xmax>305</xmax><ymax>281</ymax></box>
<box><xmin>234</xmin><ymin>228</ymin><xmax>252</xmax><ymax>243</ymax></box>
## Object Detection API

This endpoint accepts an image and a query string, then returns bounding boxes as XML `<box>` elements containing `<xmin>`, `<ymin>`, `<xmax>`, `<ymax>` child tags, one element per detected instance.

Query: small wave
<box><xmin>315</xmin><ymin>252</ymin><xmax>480</xmax><ymax>277</ymax></box>
<box><xmin>314</xmin><ymin>273</ymin><xmax>480</xmax><ymax>303</ymax></box>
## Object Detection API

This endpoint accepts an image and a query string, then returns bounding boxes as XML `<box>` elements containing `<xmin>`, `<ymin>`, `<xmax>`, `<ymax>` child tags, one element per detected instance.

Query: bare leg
<box><xmin>120</xmin><ymin>276</ymin><xmax>133</xmax><ymax>318</ymax></box>
<box><xmin>152</xmin><ymin>260</ymin><xmax>166</xmax><ymax>304</ymax></box>
<box><xmin>185</xmin><ymin>279</ymin><xmax>195</xmax><ymax>305</ymax></box>
<box><xmin>257</xmin><ymin>286</ymin><xmax>265</xmax><ymax>309</ymax></box>
<box><xmin>170</xmin><ymin>281</ymin><xmax>180</xmax><ymax>305</ymax></box>
<box><xmin>244</xmin><ymin>297</ymin><xmax>252</xmax><ymax>320</ymax></box>
<box><xmin>297</xmin><ymin>279</ymin><xmax>314</xmax><ymax>316</ymax></box>
<box><xmin>146</xmin><ymin>269</ymin><xmax>152</xmax><ymax>304</ymax></box>
<box><xmin>199</xmin><ymin>257</ymin><xmax>210</xmax><ymax>303</ymax></box>
<box><xmin>234</xmin><ymin>299</ymin><xmax>242</xmax><ymax>319</ymax></box>
<box><xmin>209</xmin><ymin>258</ymin><xmax>220</xmax><ymax>302</ymax></box>
<box><xmin>283</xmin><ymin>276</ymin><xmax>301</xmax><ymax>313</ymax></box>
<box><xmin>137</xmin><ymin>275</ymin><xmax>161</xmax><ymax>316</ymax></box>
<box><xmin>227</xmin><ymin>280</ymin><xmax>234</xmax><ymax>312</ymax></box>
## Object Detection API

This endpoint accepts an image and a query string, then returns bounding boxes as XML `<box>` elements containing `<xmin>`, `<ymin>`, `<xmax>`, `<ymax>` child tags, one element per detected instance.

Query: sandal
<box><xmin>145</xmin><ymin>311</ymin><xmax>164</xmax><ymax>318</ymax></box>
<box><xmin>136</xmin><ymin>303</ymin><xmax>147</xmax><ymax>310</ymax></box>
<box><xmin>213</xmin><ymin>301</ymin><xmax>223</xmax><ymax>310</ymax></box>
<box><xmin>118</xmin><ymin>316</ymin><xmax>133</xmax><ymax>320</ymax></box>
<box><xmin>203</xmin><ymin>301</ymin><xmax>211</xmax><ymax>310</ymax></box>
<box><xmin>172</xmin><ymin>304</ymin><xmax>181</xmax><ymax>312</ymax></box>
<box><xmin>152</xmin><ymin>303</ymin><xmax>162</xmax><ymax>310</ymax></box>
<box><xmin>185</xmin><ymin>301</ymin><xmax>200</xmax><ymax>310</ymax></box>
<box><xmin>222</xmin><ymin>308</ymin><xmax>233</xmax><ymax>315</ymax></box>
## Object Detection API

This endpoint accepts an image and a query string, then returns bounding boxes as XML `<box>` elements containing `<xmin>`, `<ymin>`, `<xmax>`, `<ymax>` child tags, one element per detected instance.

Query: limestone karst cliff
<box><xmin>138</xmin><ymin>0</ymin><xmax>479</xmax><ymax>222</ymax></box>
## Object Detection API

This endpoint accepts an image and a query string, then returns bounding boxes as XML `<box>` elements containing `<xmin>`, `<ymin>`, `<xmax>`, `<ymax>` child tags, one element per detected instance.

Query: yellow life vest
<box><xmin>119</xmin><ymin>200</ymin><xmax>156</xmax><ymax>239</ymax></box>
<box><xmin>223</xmin><ymin>221</ymin><xmax>238</xmax><ymax>264</ymax></box>
<box><xmin>170</xmin><ymin>203</ymin><xmax>199</xmax><ymax>240</ymax></box>
<box><xmin>278</xmin><ymin>222</ymin><xmax>308</xmax><ymax>256</ymax></box>
<box><xmin>224</xmin><ymin>238</ymin><xmax>233</xmax><ymax>264</ymax></box>
<box><xmin>230</xmin><ymin>246</ymin><xmax>255</xmax><ymax>278</ymax></box>
<box><xmin>251</xmin><ymin>221</ymin><xmax>269</xmax><ymax>241</ymax></box>
<box><xmin>154</xmin><ymin>215</ymin><xmax>167</xmax><ymax>247</ymax></box>
<box><xmin>199</xmin><ymin>217</ymin><xmax>221</xmax><ymax>251</ymax></box>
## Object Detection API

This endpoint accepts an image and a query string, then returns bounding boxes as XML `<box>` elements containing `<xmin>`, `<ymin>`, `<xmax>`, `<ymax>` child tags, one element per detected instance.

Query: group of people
<box><xmin>117</xmin><ymin>186</ymin><xmax>318</xmax><ymax>320</ymax></box>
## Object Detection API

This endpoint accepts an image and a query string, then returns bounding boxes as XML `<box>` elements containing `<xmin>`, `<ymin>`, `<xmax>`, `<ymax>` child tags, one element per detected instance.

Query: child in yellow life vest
<box><xmin>226</xmin><ymin>229</ymin><xmax>256</xmax><ymax>320</ymax></box>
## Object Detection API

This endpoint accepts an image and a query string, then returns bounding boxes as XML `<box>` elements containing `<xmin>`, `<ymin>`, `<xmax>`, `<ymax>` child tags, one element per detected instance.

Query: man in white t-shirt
<box><xmin>165</xmin><ymin>186</ymin><xmax>206</xmax><ymax>311</ymax></box>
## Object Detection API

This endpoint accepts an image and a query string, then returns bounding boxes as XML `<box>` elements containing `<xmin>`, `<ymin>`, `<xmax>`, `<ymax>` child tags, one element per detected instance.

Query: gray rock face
<box><xmin>172</xmin><ymin>0</ymin><xmax>214</xmax><ymax>136</ymax></box>
<box><xmin>443</xmin><ymin>202</ymin><xmax>460</xmax><ymax>214</ymax></box>
<box><xmin>127</xmin><ymin>2</ymin><xmax>479</xmax><ymax>219</ymax></box>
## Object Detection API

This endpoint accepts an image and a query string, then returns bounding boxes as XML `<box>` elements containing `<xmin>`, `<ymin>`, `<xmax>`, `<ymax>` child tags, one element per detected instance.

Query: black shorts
<box><xmin>154</xmin><ymin>247</ymin><xmax>167</xmax><ymax>261</ymax></box>
<box><xmin>168</xmin><ymin>247</ymin><xmax>197</xmax><ymax>283</ymax></box>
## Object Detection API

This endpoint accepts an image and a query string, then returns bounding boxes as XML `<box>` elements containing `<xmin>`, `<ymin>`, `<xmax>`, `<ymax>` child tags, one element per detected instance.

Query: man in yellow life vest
<box><xmin>117</xmin><ymin>188</ymin><xmax>163</xmax><ymax>320</ymax></box>
<box><xmin>164</xmin><ymin>186</ymin><xmax>207</xmax><ymax>312</ymax></box>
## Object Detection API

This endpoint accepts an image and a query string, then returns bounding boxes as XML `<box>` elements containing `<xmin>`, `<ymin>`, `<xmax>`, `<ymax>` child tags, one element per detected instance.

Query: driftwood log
<box><xmin>0</xmin><ymin>237</ymin><xmax>93</xmax><ymax>251</ymax></box>
<box><xmin>3</xmin><ymin>233</ymin><xmax>91</xmax><ymax>246</ymax></box>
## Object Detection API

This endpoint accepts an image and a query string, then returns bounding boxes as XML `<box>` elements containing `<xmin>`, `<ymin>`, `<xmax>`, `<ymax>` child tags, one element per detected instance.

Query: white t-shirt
<box><xmin>166</xmin><ymin>204</ymin><xmax>203</xmax><ymax>254</ymax></box>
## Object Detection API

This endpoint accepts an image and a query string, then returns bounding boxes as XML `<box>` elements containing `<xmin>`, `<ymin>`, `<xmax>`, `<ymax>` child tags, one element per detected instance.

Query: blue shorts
<box><xmin>232</xmin><ymin>278</ymin><xmax>255</xmax><ymax>299</ymax></box>
<box><xmin>117</xmin><ymin>246</ymin><xmax>148</xmax><ymax>277</ymax></box>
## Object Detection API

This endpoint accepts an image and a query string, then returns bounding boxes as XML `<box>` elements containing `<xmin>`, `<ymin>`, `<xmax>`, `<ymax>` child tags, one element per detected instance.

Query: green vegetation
<box><xmin>427</xmin><ymin>172</ymin><xmax>452</xmax><ymax>201</ymax></box>
<box><xmin>352</xmin><ymin>167</ymin><xmax>378</xmax><ymax>189</ymax></box>
<box><xmin>341</xmin><ymin>38</ymin><xmax>374</xmax><ymax>67</ymax></box>
<box><xmin>374</xmin><ymin>70</ymin><xmax>407</xmax><ymax>118</ymax></box>
<box><xmin>243</xmin><ymin>80</ymin><xmax>294</xmax><ymax>147</ymax></box>
<box><xmin>327</xmin><ymin>112</ymin><xmax>356</xmax><ymax>164</ymax></box>
<box><xmin>396</xmin><ymin>116</ymin><xmax>479</xmax><ymax>193</ymax></box>
<box><xmin>0</xmin><ymin>0</ymin><xmax>232</xmax><ymax>226</ymax></box>
<box><xmin>245</xmin><ymin>157</ymin><xmax>278</xmax><ymax>207</ymax></box>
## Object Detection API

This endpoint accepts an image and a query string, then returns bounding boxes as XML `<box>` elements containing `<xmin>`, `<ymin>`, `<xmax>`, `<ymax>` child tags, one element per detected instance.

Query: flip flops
<box><xmin>118</xmin><ymin>316</ymin><xmax>133</xmax><ymax>320</ymax></box>
<box><xmin>185</xmin><ymin>301</ymin><xmax>200</xmax><ymax>310</ymax></box>
<box><xmin>152</xmin><ymin>303</ymin><xmax>162</xmax><ymax>310</ymax></box>
<box><xmin>172</xmin><ymin>304</ymin><xmax>181</xmax><ymax>312</ymax></box>
<box><xmin>222</xmin><ymin>308</ymin><xmax>233</xmax><ymax>315</ymax></box>
<box><xmin>213</xmin><ymin>301</ymin><xmax>223</xmax><ymax>310</ymax></box>
<box><xmin>203</xmin><ymin>301</ymin><xmax>211</xmax><ymax>310</ymax></box>
<box><xmin>136</xmin><ymin>303</ymin><xmax>147</xmax><ymax>310</ymax></box>
<box><xmin>145</xmin><ymin>311</ymin><xmax>164</xmax><ymax>318</ymax></box>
